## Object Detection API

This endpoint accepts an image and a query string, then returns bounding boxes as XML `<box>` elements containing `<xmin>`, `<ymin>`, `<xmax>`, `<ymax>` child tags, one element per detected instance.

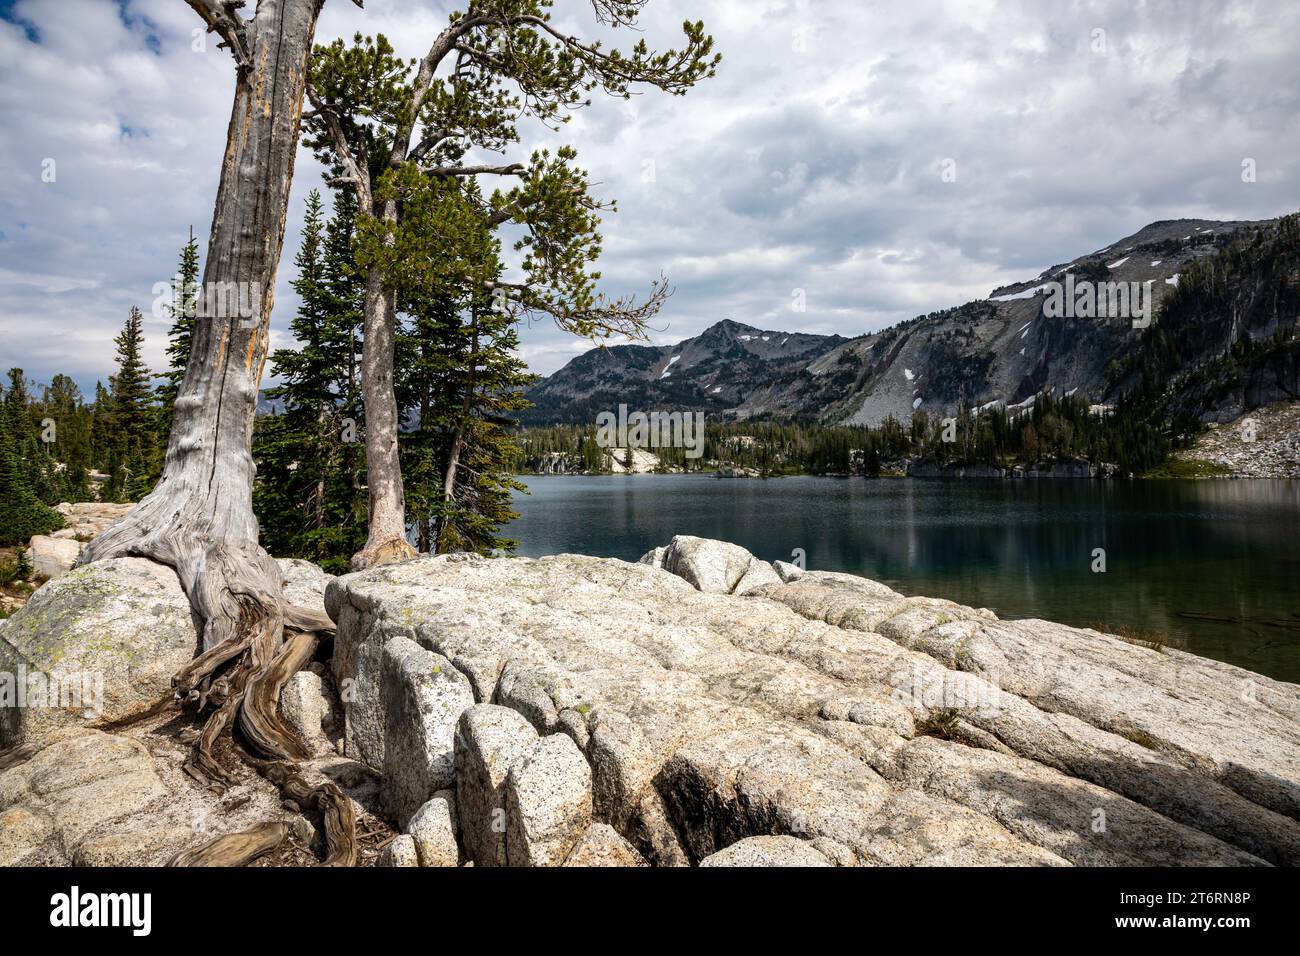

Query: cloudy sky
<box><xmin>2</xmin><ymin>0</ymin><xmax>1298</xmax><ymax>394</ymax></box>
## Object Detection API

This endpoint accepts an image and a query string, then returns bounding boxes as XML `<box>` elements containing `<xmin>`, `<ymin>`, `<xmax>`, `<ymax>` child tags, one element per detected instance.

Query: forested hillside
<box><xmin>1111</xmin><ymin>214</ymin><xmax>1300</xmax><ymax>432</ymax></box>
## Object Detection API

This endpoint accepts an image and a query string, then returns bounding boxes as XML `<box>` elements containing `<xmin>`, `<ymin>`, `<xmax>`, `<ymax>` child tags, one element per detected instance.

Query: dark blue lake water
<box><xmin>506</xmin><ymin>475</ymin><xmax>1300</xmax><ymax>683</ymax></box>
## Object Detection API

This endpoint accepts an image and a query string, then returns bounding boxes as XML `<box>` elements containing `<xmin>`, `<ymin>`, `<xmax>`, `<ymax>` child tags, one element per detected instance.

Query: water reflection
<box><xmin>507</xmin><ymin>476</ymin><xmax>1300</xmax><ymax>682</ymax></box>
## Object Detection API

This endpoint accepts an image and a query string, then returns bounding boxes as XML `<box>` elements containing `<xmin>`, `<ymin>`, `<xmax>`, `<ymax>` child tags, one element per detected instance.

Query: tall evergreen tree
<box><xmin>305</xmin><ymin>6</ymin><xmax>719</xmax><ymax>569</ymax></box>
<box><xmin>5</xmin><ymin>367</ymin><xmax>30</xmax><ymax>410</ymax></box>
<box><xmin>0</xmin><ymin>392</ymin><xmax>62</xmax><ymax>546</ymax></box>
<box><xmin>103</xmin><ymin>307</ymin><xmax>155</xmax><ymax>501</ymax></box>
<box><xmin>35</xmin><ymin>374</ymin><xmax>92</xmax><ymax>502</ymax></box>
<box><xmin>398</xmin><ymin>290</ymin><xmax>533</xmax><ymax>555</ymax></box>
<box><xmin>2</xmin><ymin>369</ymin><xmax>66</xmax><ymax>505</ymax></box>
<box><xmin>156</xmin><ymin>227</ymin><xmax>201</xmax><ymax>434</ymax></box>
<box><xmin>254</xmin><ymin>190</ymin><xmax>368</xmax><ymax>572</ymax></box>
<box><xmin>388</xmin><ymin>175</ymin><xmax>535</xmax><ymax>554</ymax></box>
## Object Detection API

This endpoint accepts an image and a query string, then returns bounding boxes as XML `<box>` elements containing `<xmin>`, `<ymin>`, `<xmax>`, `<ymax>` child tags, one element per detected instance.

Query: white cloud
<box><xmin>1</xmin><ymin>0</ymin><xmax>1298</xmax><ymax>392</ymax></box>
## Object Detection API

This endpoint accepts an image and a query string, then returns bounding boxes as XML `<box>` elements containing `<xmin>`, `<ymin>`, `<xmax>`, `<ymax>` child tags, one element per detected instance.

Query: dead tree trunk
<box><xmin>80</xmin><ymin>0</ymin><xmax>355</xmax><ymax>861</ymax></box>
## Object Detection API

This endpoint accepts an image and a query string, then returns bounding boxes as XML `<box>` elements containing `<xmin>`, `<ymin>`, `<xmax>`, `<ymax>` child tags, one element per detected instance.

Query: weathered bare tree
<box><xmin>80</xmin><ymin>0</ymin><xmax>361</xmax><ymax>864</ymax></box>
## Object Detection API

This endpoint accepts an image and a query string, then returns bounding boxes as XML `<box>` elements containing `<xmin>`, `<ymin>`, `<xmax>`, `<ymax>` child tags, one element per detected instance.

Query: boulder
<box><xmin>0</xmin><ymin>720</ymin><xmax>359</xmax><ymax>867</ymax></box>
<box><xmin>380</xmin><ymin>636</ymin><xmax>475</xmax><ymax>826</ymax></box>
<box><xmin>733</xmin><ymin>558</ymin><xmax>782</xmax><ymax>595</ymax></box>
<box><xmin>0</xmin><ymin>806</ymin><xmax>54</xmax><ymax>867</ymax></box>
<box><xmin>26</xmin><ymin>535</ymin><xmax>81</xmax><ymax>581</ymax></box>
<box><xmin>278</xmin><ymin>558</ymin><xmax>333</xmax><ymax>615</ymax></box>
<box><xmin>505</xmin><ymin>733</ymin><xmax>593</xmax><ymax>866</ymax></box>
<box><xmin>868</xmin><ymin>734</ymin><xmax>1261</xmax><ymax>866</ymax></box>
<box><xmin>700</xmin><ymin>836</ymin><xmax>832</xmax><ymax>867</ymax></box>
<box><xmin>587</xmin><ymin>709</ymin><xmax>658</xmax><ymax>828</ymax></box>
<box><xmin>74</xmin><ymin>826</ymin><xmax>199</xmax><ymax>867</ymax></box>
<box><xmin>46</xmin><ymin>503</ymin><xmax>133</xmax><ymax>544</ymax></box>
<box><xmin>280</xmin><ymin>671</ymin><xmax>332</xmax><ymax>756</ymax></box>
<box><xmin>406</xmin><ymin>790</ymin><xmax>459</xmax><ymax>867</ymax></box>
<box><xmin>772</xmin><ymin>560</ymin><xmax>804</xmax><ymax>582</ymax></box>
<box><xmin>376</xmin><ymin>834</ymin><xmax>419</xmax><ymax>867</ymax></box>
<box><xmin>0</xmin><ymin>725</ymin><xmax>337</xmax><ymax>867</ymax></box>
<box><xmin>660</xmin><ymin>535</ymin><xmax>756</xmax><ymax>593</ymax></box>
<box><xmin>653</xmin><ymin>535</ymin><xmax>780</xmax><ymax>597</ymax></box>
<box><xmin>328</xmin><ymin>553</ymin><xmax>480</xmax><ymax>766</ymax></box>
<box><xmin>453</xmin><ymin>704</ymin><xmax>538</xmax><ymax>866</ymax></box>
<box><xmin>638</xmin><ymin>546</ymin><xmax>667</xmax><ymax>569</ymax></box>
<box><xmin>0</xmin><ymin>557</ymin><xmax>199</xmax><ymax>748</ymax></box>
<box><xmin>564</xmin><ymin>823</ymin><xmax>647</xmax><ymax>867</ymax></box>
<box><xmin>0</xmin><ymin>731</ymin><xmax>168</xmax><ymax>865</ymax></box>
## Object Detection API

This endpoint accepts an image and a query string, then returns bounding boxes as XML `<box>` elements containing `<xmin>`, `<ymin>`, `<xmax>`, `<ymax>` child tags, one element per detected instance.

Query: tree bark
<box><xmin>86</xmin><ymin>0</ymin><xmax>319</xmax><ymax>649</ymax></box>
<box><xmin>80</xmin><ymin>0</ymin><xmax>349</xmax><ymax>863</ymax></box>
<box><xmin>343</xmin><ymin>24</ymin><xmax>474</xmax><ymax>570</ymax></box>
<box><xmin>168</xmin><ymin>822</ymin><xmax>287</xmax><ymax>867</ymax></box>
<box><xmin>351</xmin><ymin>261</ymin><xmax>417</xmax><ymax>569</ymax></box>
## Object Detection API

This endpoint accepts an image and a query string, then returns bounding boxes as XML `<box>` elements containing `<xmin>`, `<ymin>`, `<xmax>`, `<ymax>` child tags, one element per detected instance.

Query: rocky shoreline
<box><xmin>1176</xmin><ymin>401</ymin><xmax>1300</xmax><ymax>479</ymax></box>
<box><xmin>2</xmin><ymin>535</ymin><xmax>1298</xmax><ymax>867</ymax></box>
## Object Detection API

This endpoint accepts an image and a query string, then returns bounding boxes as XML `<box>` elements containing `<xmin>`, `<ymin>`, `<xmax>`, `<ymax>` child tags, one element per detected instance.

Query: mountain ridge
<box><xmin>523</xmin><ymin>214</ymin><xmax>1294</xmax><ymax>427</ymax></box>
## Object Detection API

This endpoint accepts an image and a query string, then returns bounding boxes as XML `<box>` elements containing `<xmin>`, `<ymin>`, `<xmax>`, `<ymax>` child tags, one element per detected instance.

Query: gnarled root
<box><xmin>240</xmin><ymin>629</ymin><xmax>317</xmax><ymax>762</ymax></box>
<box><xmin>80</xmin><ymin>506</ymin><xmax>356</xmax><ymax>865</ymax></box>
<box><xmin>168</xmin><ymin>822</ymin><xmax>288</xmax><ymax>867</ymax></box>
<box><xmin>261</xmin><ymin>762</ymin><xmax>359</xmax><ymax>867</ymax></box>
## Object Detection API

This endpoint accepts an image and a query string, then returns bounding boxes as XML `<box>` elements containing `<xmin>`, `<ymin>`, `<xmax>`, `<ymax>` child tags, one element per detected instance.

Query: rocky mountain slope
<box><xmin>521</xmin><ymin>319</ymin><xmax>847</xmax><ymax>425</ymax></box>
<box><xmin>527</xmin><ymin>216</ymin><xmax>1290</xmax><ymax>427</ymax></box>
<box><xmin>5</xmin><ymin>538</ymin><xmax>1297</xmax><ymax>866</ymax></box>
<box><xmin>1176</xmin><ymin>400</ymin><xmax>1300</xmax><ymax>478</ymax></box>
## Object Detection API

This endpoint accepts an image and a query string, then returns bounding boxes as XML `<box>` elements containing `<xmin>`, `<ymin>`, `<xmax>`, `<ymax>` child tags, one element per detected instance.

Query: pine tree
<box><xmin>392</xmin><ymin>180</ymin><xmax>534</xmax><ymax>555</ymax></box>
<box><xmin>306</xmin><ymin>12</ymin><xmax>718</xmax><ymax>568</ymax></box>
<box><xmin>104</xmin><ymin>307</ymin><xmax>155</xmax><ymax>502</ymax></box>
<box><xmin>5</xmin><ymin>367</ymin><xmax>30</xmax><ymax>410</ymax></box>
<box><xmin>0</xmin><ymin>398</ymin><xmax>62</xmax><ymax>546</ymax></box>
<box><xmin>398</xmin><ymin>293</ymin><xmax>532</xmax><ymax>555</ymax></box>
<box><xmin>89</xmin><ymin>381</ymin><xmax>113</xmax><ymax>485</ymax></box>
<box><xmin>156</xmin><ymin>227</ymin><xmax>201</xmax><ymax>437</ymax></box>
<box><xmin>2</xmin><ymin>369</ymin><xmax>68</xmax><ymax>505</ymax></box>
<box><xmin>253</xmin><ymin>190</ymin><xmax>368</xmax><ymax>572</ymax></box>
<box><xmin>36</xmin><ymin>374</ymin><xmax>93</xmax><ymax>501</ymax></box>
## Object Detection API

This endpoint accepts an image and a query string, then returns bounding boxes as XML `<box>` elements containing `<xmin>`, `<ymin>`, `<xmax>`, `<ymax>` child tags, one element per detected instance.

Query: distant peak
<box><xmin>704</xmin><ymin>318</ymin><xmax>760</xmax><ymax>334</ymax></box>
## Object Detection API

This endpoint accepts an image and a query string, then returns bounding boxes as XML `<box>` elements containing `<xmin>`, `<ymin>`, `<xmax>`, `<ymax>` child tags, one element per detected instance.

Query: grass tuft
<box><xmin>915</xmin><ymin>708</ymin><xmax>962</xmax><ymax>740</ymax></box>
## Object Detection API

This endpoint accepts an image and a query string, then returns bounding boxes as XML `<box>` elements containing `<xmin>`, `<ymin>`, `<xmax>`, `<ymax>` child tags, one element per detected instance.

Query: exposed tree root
<box><xmin>89</xmin><ymin>692</ymin><xmax>178</xmax><ymax>733</ymax></box>
<box><xmin>261</xmin><ymin>762</ymin><xmax>359</xmax><ymax>867</ymax></box>
<box><xmin>168</xmin><ymin>822</ymin><xmax>288</xmax><ymax>867</ymax></box>
<box><xmin>240</xmin><ymin>630</ymin><xmax>318</xmax><ymax>761</ymax></box>
<box><xmin>80</xmin><ymin>530</ymin><xmax>356</xmax><ymax>864</ymax></box>
<box><xmin>350</xmin><ymin>536</ymin><xmax>418</xmax><ymax>572</ymax></box>
<box><xmin>0</xmin><ymin>743</ymin><xmax>37</xmax><ymax>772</ymax></box>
